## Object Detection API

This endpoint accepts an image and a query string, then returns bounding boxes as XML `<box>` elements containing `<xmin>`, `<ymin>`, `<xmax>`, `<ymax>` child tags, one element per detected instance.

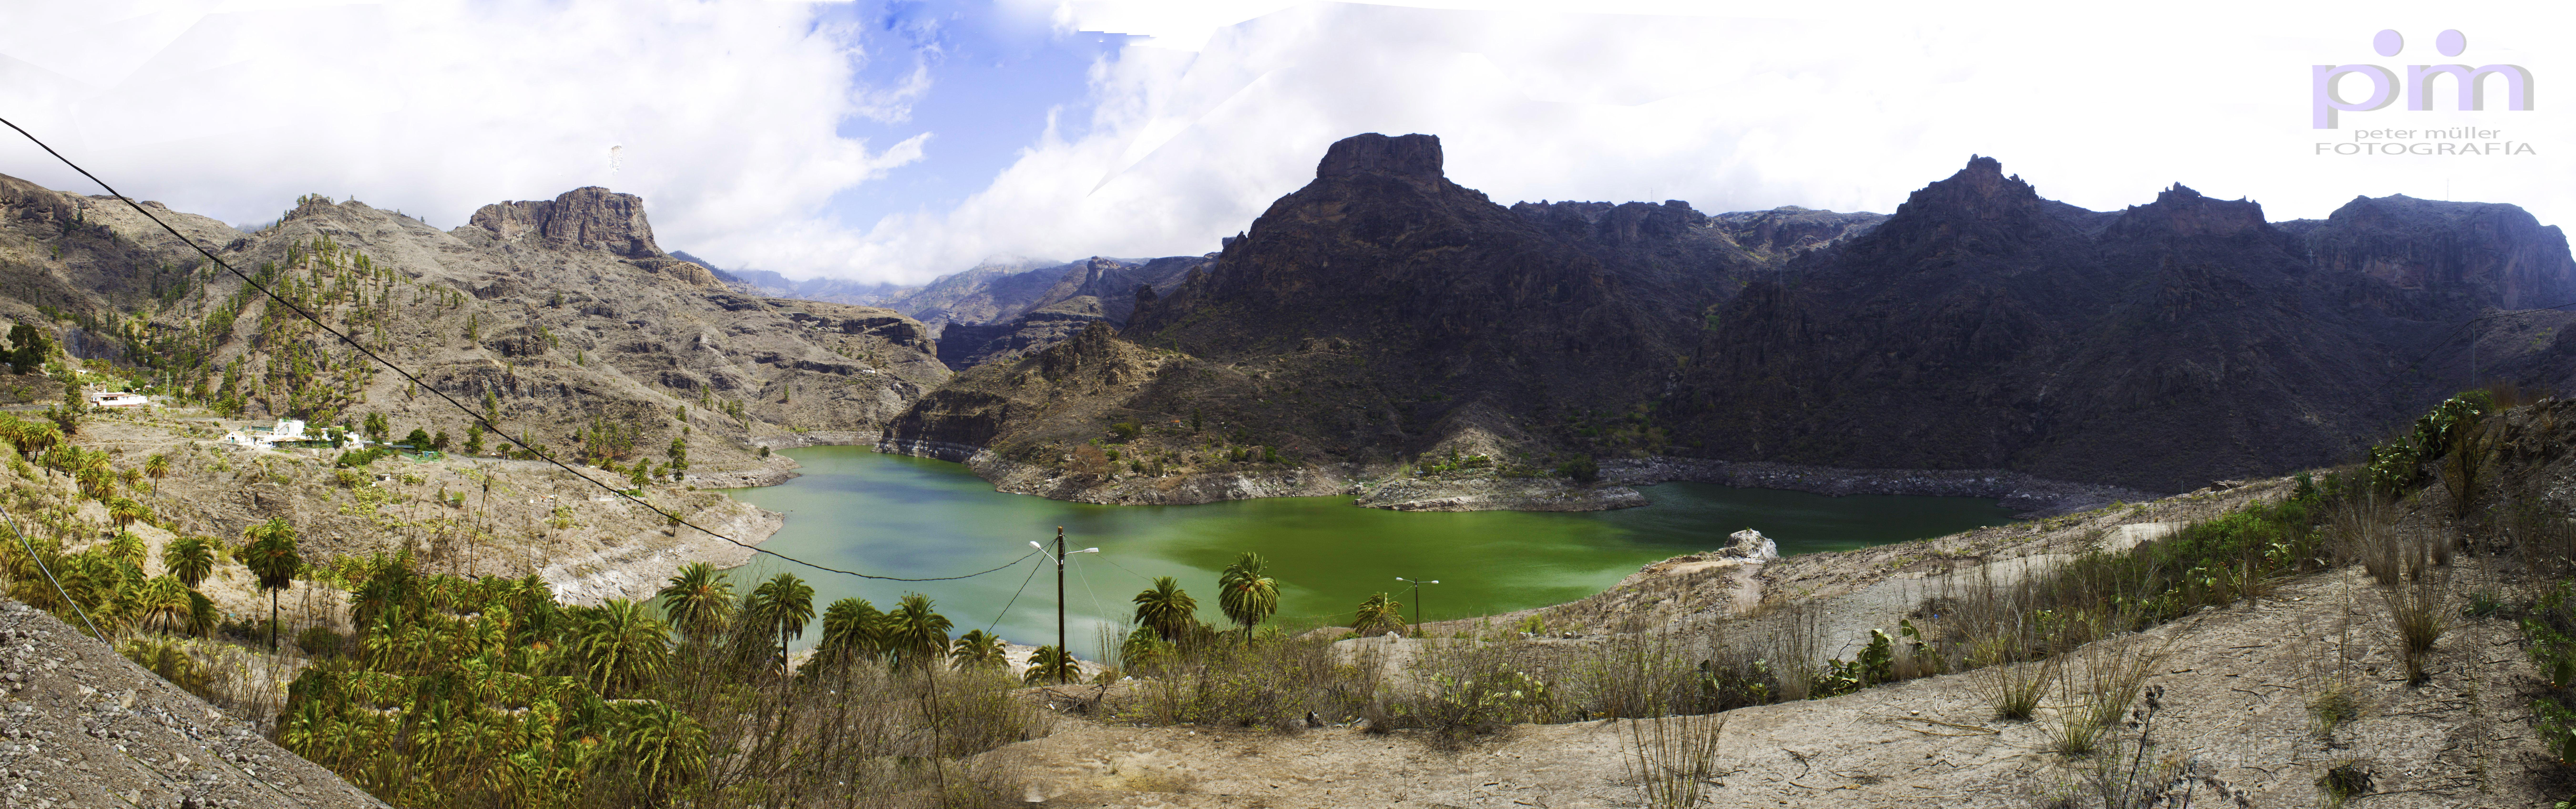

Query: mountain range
<box><xmin>5</xmin><ymin>130</ymin><xmax>2565</xmax><ymax>500</ymax></box>
<box><xmin>876</xmin><ymin>134</ymin><xmax>2576</xmax><ymax>495</ymax></box>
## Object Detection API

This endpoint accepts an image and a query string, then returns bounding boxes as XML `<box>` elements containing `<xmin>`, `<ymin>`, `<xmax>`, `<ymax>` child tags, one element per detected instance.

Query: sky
<box><xmin>3</xmin><ymin>1</ymin><xmax>2573</xmax><ymax>284</ymax></box>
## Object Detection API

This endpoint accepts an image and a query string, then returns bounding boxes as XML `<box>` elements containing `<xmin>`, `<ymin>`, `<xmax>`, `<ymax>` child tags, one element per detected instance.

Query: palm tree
<box><xmin>184</xmin><ymin>589</ymin><xmax>218</xmax><ymax>636</ymax></box>
<box><xmin>1023</xmin><ymin>645</ymin><xmax>1078</xmax><ymax>684</ymax></box>
<box><xmin>75</xmin><ymin>464</ymin><xmax>114</xmax><ymax>500</ymax></box>
<box><xmin>106</xmin><ymin>497</ymin><xmax>149</xmax><ymax>530</ymax></box>
<box><xmin>744</xmin><ymin>573</ymin><xmax>814</xmax><ymax>672</ymax></box>
<box><xmin>14</xmin><ymin>420</ymin><xmax>56</xmax><ymax>463</ymax></box>
<box><xmin>883</xmin><ymin>593</ymin><xmax>952</xmax><ymax>669</ymax></box>
<box><xmin>949</xmin><ymin>629</ymin><xmax>1006</xmax><ymax>669</ymax></box>
<box><xmin>1217</xmin><ymin>551</ymin><xmax>1280</xmax><ymax>634</ymax></box>
<box><xmin>143</xmin><ymin>453</ymin><xmax>169</xmax><ymax>487</ymax></box>
<box><xmin>815</xmin><ymin>597</ymin><xmax>885</xmax><ymax>665</ymax></box>
<box><xmin>239</xmin><ymin>518</ymin><xmax>302</xmax><ymax>651</ymax></box>
<box><xmin>568</xmin><ymin>598</ymin><xmax>670</xmax><ymax>695</ymax></box>
<box><xmin>617</xmin><ymin>700</ymin><xmax>708</xmax><ymax>803</ymax></box>
<box><xmin>655</xmin><ymin>562</ymin><xmax>734</xmax><ymax>638</ymax></box>
<box><xmin>163</xmin><ymin>536</ymin><xmax>218</xmax><ymax>589</ymax></box>
<box><xmin>135</xmin><ymin>575</ymin><xmax>192</xmax><ymax>634</ymax></box>
<box><xmin>118</xmin><ymin>466</ymin><xmax>143</xmax><ymax>493</ymax></box>
<box><xmin>104</xmin><ymin>531</ymin><xmax>147</xmax><ymax>569</ymax></box>
<box><xmin>1131</xmin><ymin>576</ymin><xmax>1199</xmax><ymax>643</ymax></box>
<box><xmin>1352</xmin><ymin>592</ymin><xmax>1404</xmax><ymax>636</ymax></box>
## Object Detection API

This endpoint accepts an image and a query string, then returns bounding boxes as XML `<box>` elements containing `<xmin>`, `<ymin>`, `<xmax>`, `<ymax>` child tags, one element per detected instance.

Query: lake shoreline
<box><xmin>769</xmin><ymin>430</ymin><xmax>2142</xmax><ymax>518</ymax></box>
<box><xmin>717</xmin><ymin>447</ymin><xmax>2025</xmax><ymax>655</ymax></box>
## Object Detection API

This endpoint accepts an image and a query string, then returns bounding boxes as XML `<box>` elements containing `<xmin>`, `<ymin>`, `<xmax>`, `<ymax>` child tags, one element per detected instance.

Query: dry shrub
<box><xmin>1578</xmin><ymin>630</ymin><xmax>1702</xmax><ymax>719</ymax></box>
<box><xmin>1625</xmin><ymin>711</ymin><xmax>1727</xmax><ymax>808</ymax></box>
<box><xmin>1405</xmin><ymin>638</ymin><xmax>1559</xmax><ymax>747</ymax></box>
<box><xmin>2503</xmin><ymin>495</ymin><xmax>2576</xmax><ymax>578</ymax></box>
<box><xmin>1129</xmin><ymin>634</ymin><xmax>1352</xmax><ymax>730</ymax></box>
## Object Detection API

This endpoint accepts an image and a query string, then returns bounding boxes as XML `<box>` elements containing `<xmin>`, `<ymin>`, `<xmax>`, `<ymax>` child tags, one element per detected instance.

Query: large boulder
<box><xmin>1721</xmin><ymin>528</ymin><xmax>1780</xmax><ymax>560</ymax></box>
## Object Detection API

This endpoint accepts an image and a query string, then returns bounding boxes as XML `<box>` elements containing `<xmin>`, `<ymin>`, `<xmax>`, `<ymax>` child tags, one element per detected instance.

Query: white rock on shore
<box><xmin>1721</xmin><ymin>528</ymin><xmax>1780</xmax><ymax>560</ymax></box>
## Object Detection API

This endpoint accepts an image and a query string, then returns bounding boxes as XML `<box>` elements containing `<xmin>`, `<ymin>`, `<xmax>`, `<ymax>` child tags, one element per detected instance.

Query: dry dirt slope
<box><xmin>0</xmin><ymin>599</ymin><xmax>381</xmax><ymax>809</ymax></box>
<box><xmin>987</xmin><ymin>567</ymin><xmax>2554</xmax><ymax>808</ymax></box>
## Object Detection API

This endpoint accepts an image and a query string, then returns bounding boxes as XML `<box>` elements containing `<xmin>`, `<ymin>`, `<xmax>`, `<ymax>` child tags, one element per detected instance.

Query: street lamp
<box><xmin>1032</xmin><ymin>529</ymin><xmax>1099</xmax><ymax>683</ymax></box>
<box><xmin>1395</xmin><ymin>576</ymin><xmax>1439</xmax><ymax>637</ymax></box>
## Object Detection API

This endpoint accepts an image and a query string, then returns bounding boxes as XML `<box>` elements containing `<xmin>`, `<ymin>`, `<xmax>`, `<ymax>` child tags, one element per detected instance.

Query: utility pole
<box><xmin>1055</xmin><ymin>526</ymin><xmax>1066</xmax><ymax>684</ymax></box>
<box><xmin>1397</xmin><ymin>576</ymin><xmax>1439</xmax><ymax>637</ymax></box>
<box><xmin>1030</xmin><ymin>529</ymin><xmax>1098</xmax><ymax>685</ymax></box>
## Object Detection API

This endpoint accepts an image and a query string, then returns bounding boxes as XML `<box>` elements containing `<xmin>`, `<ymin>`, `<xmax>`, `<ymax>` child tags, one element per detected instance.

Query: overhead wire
<box><xmin>984</xmin><ymin>557</ymin><xmax>1044</xmax><ymax>635</ymax></box>
<box><xmin>0</xmin><ymin>116</ymin><xmax>1017</xmax><ymax>584</ymax></box>
<box><xmin>0</xmin><ymin>504</ymin><xmax>105</xmax><ymax>641</ymax></box>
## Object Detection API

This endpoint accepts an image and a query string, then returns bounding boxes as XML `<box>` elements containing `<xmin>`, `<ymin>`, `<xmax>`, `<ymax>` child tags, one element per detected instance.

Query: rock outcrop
<box><xmin>1721</xmin><ymin>528</ymin><xmax>1779</xmax><ymax>560</ymax></box>
<box><xmin>468</xmin><ymin>186</ymin><xmax>664</xmax><ymax>258</ymax></box>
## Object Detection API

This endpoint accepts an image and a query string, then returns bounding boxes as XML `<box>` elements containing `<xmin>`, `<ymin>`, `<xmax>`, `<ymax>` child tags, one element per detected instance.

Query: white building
<box><xmin>220</xmin><ymin>418</ymin><xmax>320</xmax><ymax>450</ymax></box>
<box><xmin>85</xmin><ymin>391</ymin><xmax>150</xmax><ymax>407</ymax></box>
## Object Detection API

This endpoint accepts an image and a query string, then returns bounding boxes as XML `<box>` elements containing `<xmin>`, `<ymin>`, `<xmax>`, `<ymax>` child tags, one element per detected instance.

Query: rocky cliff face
<box><xmin>886</xmin><ymin>139</ymin><xmax>2576</xmax><ymax>500</ymax></box>
<box><xmin>886</xmin><ymin>133</ymin><xmax>1759</xmax><ymax>492</ymax></box>
<box><xmin>468</xmin><ymin>186</ymin><xmax>663</xmax><ymax>259</ymax></box>
<box><xmin>1665</xmin><ymin>157</ymin><xmax>2576</xmax><ymax>492</ymax></box>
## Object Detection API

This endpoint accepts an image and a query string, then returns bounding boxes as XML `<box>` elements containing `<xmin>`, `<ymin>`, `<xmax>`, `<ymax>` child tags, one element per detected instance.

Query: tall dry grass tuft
<box><xmin>1625</xmin><ymin>711</ymin><xmax>1727</xmax><ymax>808</ymax></box>
<box><xmin>2047</xmin><ymin>636</ymin><xmax>2166</xmax><ymax>758</ymax></box>
<box><xmin>2329</xmin><ymin>491</ymin><xmax>2406</xmax><ymax>588</ymax></box>
<box><xmin>1580</xmin><ymin>630</ymin><xmax>1702</xmax><ymax>719</ymax></box>
<box><xmin>1967</xmin><ymin>626</ymin><xmax>2056</xmax><ymax>721</ymax></box>
<box><xmin>1762</xmin><ymin>601</ymin><xmax>1826</xmax><ymax>702</ymax></box>
<box><xmin>2382</xmin><ymin>571</ymin><xmax>2448</xmax><ymax>686</ymax></box>
<box><xmin>2297</xmin><ymin>581</ymin><xmax>2368</xmax><ymax>738</ymax></box>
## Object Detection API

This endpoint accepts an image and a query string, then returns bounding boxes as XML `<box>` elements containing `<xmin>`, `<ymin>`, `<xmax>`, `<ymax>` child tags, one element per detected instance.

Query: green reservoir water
<box><xmin>719</xmin><ymin>446</ymin><xmax>2017</xmax><ymax>661</ymax></box>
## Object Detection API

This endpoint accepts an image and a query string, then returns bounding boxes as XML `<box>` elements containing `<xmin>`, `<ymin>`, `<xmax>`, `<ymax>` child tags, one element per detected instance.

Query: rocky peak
<box><xmin>470</xmin><ymin>187</ymin><xmax>665</xmax><ymax>259</ymax></box>
<box><xmin>1315</xmin><ymin>133</ymin><xmax>1444</xmax><ymax>181</ymax></box>
<box><xmin>1897</xmin><ymin>156</ymin><xmax>2041</xmax><ymax>222</ymax></box>
<box><xmin>2107</xmin><ymin>184</ymin><xmax>2269</xmax><ymax>239</ymax></box>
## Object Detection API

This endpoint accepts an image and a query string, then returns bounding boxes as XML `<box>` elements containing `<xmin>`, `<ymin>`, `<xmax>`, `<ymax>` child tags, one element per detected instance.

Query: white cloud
<box><xmin>0</xmin><ymin>0</ymin><xmax>923</xmax><ymax>269</ymax></box>
<box><xmin>9</xmin><ymin>1</ymin><xmax>2576</xmax><ymax>286</ymax></box>
<box><xmin>843</xmin><ymin>0</ymin><xmax>2576</xmax><ymax>282</ymax></box>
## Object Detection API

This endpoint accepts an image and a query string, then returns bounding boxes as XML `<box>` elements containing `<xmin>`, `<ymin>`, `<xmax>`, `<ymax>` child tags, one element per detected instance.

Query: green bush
<box><xmin>297</xmin><ymin>626</ymin><xmax>343</xmax><ymax>657</ymax></box>
<box><xmin>1556</xmin><ymin>455</ymin><xmax>1600</xmax><ymax>483</ymax></box>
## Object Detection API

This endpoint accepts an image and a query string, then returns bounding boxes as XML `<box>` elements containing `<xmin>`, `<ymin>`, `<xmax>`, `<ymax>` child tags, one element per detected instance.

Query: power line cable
<box><xmin>1098</xmin><ymin>555</ymin><xmax>1155</xmax><ymax>585</ymax></box>
<box><xmin>985</xmin><ymin>557</ymin><xmax>1044</xmax><ymax>635</ymax></box>
<box><xmin>0</xmin><ymin>504</ymin><xmax>106</xmax><ymax>641</ymax></box>
<box><xmin>0</xmin><ymin>116</ymin><xmax>1016</xmax><ymax>584</ymax></box>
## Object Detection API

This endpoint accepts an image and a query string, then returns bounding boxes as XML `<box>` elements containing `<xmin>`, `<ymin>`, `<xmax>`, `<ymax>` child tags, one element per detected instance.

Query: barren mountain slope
<box><xmin>0</xmin><ymin>175</ymin><xmax>947</xmax><ymax>478</ymax></box>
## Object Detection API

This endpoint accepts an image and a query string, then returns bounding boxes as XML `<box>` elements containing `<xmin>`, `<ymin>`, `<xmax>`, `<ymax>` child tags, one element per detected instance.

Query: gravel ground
<box><xmin>0</xmin><ymin>601</ymin><xmax>384</xmax><ymax>809</ymax></box>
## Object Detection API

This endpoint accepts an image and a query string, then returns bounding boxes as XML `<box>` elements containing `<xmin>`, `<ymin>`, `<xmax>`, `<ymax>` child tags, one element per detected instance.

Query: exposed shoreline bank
<box><xmin>857</xmin><ymin>433</ymin><xmax>2158</xmax><ymax>517</ymax></box>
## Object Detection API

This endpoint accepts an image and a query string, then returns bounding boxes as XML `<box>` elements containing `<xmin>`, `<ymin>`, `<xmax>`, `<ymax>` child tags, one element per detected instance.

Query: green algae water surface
<box><xmin>720</xmin><ymin>446</ymin><xmax>2016</xmax><ymax>661</ymax></box>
